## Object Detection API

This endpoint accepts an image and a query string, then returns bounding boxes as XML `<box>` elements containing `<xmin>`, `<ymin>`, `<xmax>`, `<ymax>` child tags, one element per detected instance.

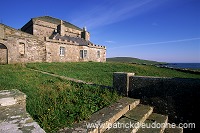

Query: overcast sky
<box><xmin>0</xmin><ymin>0</ymin><xmax>199</xmax><ymax>63</ymax></box>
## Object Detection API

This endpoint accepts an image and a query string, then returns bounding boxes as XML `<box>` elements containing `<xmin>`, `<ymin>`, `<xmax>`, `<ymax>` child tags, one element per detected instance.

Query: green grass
<box><xmin>27</xmin><ymin>62</ymin><xmax>200</xmax><ymax>86</ymax></box>
<box><xmin>0</xmin><ymin>64</ymin><xmax>120</xmax><ymax>132</ymax></box>
<box><xmin>106</xmin><ymin>57</ymin><xmax>165</xmax><ymax>65</ymax></box>
<box><xmin>1</xmin><ymin>62</ymin><xmax>199</xmax><ymax>132</ymax></box>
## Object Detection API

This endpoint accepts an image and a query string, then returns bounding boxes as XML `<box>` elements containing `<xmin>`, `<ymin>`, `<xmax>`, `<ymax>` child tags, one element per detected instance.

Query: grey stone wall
<box><xmin>113</xmin><ymin>72</ymin><xmax>200</xmax><ymax>126</ymax></box>
<box><xmin>113</xmin><ymin>72</ymin><xmax>135</xmax><ymax>96</ymax></box>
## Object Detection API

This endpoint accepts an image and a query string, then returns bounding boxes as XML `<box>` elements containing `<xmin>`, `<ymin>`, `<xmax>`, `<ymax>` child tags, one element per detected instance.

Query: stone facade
<box><xmin>0</xmin><ymin>16</ymin><xmax>106</xmax><ymax>64</ymax></box>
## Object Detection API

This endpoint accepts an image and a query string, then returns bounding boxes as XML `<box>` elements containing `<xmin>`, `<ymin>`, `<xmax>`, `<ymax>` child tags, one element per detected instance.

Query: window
<box><xmin>80</xmin><ymin>50</ymin><xmax>83</xmax><ymax>58</ymax></box>
<box><xmin>19</xmin><ymin>42</ymin><xmax>25</xmax><ymax>56</ymax></box>
<box><xmin>97</xmin><ymin>51</ymin><xmax>100</xmax><ymax>58</ymax></box>
<box><xmin>60</xmin><ymin>47</ymin><xmax>65</xmax><ymax>56</ymax></box>
<box><xmin>80</xmin><ymin>50</ymin><xmax>87</xmax><ymax>59</ymax></box>
<box><xmin>84</xmin><ymin>50</ymin><xmax>87</xmax><ymax>58</ymax></box>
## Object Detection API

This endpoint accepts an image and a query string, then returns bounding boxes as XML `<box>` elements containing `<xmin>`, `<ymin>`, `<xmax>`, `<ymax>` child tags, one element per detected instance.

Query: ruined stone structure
<box><xmin>0</xmin><ymin>89</ymin><xmax>45</xmax><ymax>133</ymax></box>
<box><xmin>0</xmin><ymin>16</ymin><xmax>106</xmax><ymax>64</ymax></box>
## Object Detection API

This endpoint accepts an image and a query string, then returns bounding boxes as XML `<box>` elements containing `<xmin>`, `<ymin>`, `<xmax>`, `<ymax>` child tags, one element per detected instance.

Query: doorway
<box><xmin>0</xmin><ymin>43</ymin><xmax>8</xmax><ymax>64</ymax></box>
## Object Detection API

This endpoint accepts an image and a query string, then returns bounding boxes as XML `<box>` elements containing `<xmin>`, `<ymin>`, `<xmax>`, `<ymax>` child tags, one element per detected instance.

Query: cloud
<box><xmin>110</xmin><ymin>37</ymin><xmax>200</xmax><ymax>49</ymax></box>
<box><xmin>105</xmin><ymin>40</ymin><xmax>116</xmax><ymax>43</ymax></box>
<box><xmin>72</xmin><ymin>0</ymin><xmax>168</xmax><ymax>29</ymax></box>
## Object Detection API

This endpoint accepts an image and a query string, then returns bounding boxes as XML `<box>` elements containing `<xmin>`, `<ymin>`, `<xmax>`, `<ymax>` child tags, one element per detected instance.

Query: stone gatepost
<box><xmin>113</xmin><ymin>72</ymin><xmax>135</xmax><ymax>96</ymax></box>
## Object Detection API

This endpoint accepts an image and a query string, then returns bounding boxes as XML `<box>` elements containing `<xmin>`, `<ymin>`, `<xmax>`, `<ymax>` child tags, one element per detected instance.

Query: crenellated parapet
<box><xmin>88</xmin><ymin>43</ymin><xmax>106</xmax><ymax>49</ymax></box>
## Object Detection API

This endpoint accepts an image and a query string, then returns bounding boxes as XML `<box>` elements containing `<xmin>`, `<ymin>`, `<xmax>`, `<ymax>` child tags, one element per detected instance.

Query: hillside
<box><xmin>106</xmin><ymin>57</ymin><xmax>164</xmax><ymax>65</ymax></box>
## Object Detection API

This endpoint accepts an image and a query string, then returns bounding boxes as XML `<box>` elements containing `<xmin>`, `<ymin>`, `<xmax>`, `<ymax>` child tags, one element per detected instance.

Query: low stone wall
<box><xmin>113</xmin><ymin>72</ymin><xmax>200</xmax><ymax>128</ymax></box>
<box><xmin>0</xmin><ymin>89</ymin><xmax>45</xmax><ymax>133</ymax></box>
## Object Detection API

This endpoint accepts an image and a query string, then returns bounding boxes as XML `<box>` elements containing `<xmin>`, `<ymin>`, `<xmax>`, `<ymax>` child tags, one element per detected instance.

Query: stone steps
<box><xmin>164</xmin><ymin>124</ymin><xmax>183</xmax><ymax>133</ymax></box>
<box><xmin>104</xmin><ymin>104</ymin><xmax>153</xmax><ymax>133</ymax></box>
<box><xmin>60</xmin><ymin>97</ymin><xmax>183</xmax><ymax>133</ymax></box>
<box><xmin>59</xmin><ymin>97</ymin><xmax>140</xmax><ymax>133</ymax></box>
<box><xmin>0</xmin><ymin>89</ymin><xmax>45</xmax><ymax>133</ymax></box>
<box><xmin>137</xmin><ymin>113</ymin><xmax>168</xmax><ymax>133</ymax></box>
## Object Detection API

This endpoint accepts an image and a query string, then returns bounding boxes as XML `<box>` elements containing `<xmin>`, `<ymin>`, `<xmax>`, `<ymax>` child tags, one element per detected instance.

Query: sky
<box><xmin>0</xmin><ymin>0</ymin><xmax>199</xmax><ymax>63</ymax></box>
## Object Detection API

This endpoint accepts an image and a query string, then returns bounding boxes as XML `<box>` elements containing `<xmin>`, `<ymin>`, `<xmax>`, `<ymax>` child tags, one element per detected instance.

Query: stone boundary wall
<box><xmin>155</xmin><ymin>65</ymin><xmax>200</xmax><ymax>75</ymax></box>
<box><xmin>113</xmin><ymin>72</ymin><xmax>200</xmax><ymax>126</ymax></box>
<box><xmin>0</xmin><ymin>89</ymin><xmax>45</xmax><ymax>133</ymax></box>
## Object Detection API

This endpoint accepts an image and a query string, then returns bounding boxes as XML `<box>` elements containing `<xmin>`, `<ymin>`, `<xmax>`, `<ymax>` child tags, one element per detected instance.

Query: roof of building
<box><xmin>50</xmin><ymin>33</ymin><xmax>93</xmax><ymax>46</ymax></box>
<box><xmin>32</xmin><ymin>16</ymin><xmax>82</xmax><ymax>31</ymax></box>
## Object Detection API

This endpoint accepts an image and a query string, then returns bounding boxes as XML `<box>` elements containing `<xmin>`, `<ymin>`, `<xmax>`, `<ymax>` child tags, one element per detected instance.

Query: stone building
<box><xmin>0</xmin><ymin>16</ymin><xmax>106</xmax><ymax>64</ymax></box>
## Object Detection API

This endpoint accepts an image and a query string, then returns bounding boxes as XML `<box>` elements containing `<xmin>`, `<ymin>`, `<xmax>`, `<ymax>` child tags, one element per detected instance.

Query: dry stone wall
<box><xmin>113</xmin><ymin>72</ymin><xmax>200</xmax><ymax>127</ymax></box>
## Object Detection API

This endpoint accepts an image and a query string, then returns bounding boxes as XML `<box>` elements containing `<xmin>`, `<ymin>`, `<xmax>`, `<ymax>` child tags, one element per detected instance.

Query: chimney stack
<box><xmin>81</xmin><ymin>26</ymin><xmax>90</xmax><ymax>41</ymax></box>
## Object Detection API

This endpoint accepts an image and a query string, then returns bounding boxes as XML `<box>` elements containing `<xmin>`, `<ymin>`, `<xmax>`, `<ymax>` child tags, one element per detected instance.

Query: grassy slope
<box><xmin>1</xmin><ymin>62</ymin><xmax>199</xmax><ymax>132</ymax></box>
<box><xmin>0</xmin><ymin>64</ymin><xmax>120</xmax><ymax>132</ymax></box>
<box><xmin>106</xmin><ymin>57</ymin><xmax>164</xmax><ymax>65</ymax></box>
<box><xmin>27</xmin><ymin>62</ymin><xmax>200</xmax><ymax>86</ymax></box>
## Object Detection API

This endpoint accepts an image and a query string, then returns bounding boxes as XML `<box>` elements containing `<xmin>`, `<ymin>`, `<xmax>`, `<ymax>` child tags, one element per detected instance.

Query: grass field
<box><xmin>27</xmin><ymin>62</ymin><xmax>200</xmax><ymax>86</ymax></box>
<box><xmin>1</xmin><ymin>62</ymin><xmax>199</xmax><ymax>132</ymax></box>
<box><xmin>0</xmin><ymin>64</ymin><xmax>120</xmax><ymax>132</ymax></box>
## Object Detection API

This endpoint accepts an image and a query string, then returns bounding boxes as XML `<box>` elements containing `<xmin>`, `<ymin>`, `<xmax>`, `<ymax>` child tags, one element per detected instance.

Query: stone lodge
<box><xmin>0</xmin><ymin>16</ymin><xmax>106</xmax><ymax>64</ymax></box>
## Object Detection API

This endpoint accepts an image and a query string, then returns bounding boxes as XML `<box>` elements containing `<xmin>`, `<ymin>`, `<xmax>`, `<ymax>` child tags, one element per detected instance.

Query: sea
<box><xmin>162</xmin><ymin>63</ymin><xmax>200</xmax><ymax>70</ymax></box>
